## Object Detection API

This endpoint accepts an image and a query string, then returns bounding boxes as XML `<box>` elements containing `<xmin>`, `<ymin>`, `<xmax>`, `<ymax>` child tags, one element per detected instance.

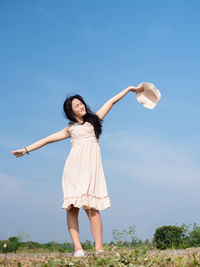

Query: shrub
<box><xmin>2</xmin><ymin>236</ymin><xmax>20</xmax><ymax>253</ymax></box>
<box><xmin>188</xmin><ymin>223</ymin><xmax>200</xmax><ymax>247</ymax></box>
<box><xmin>153</xmin><ymin>225</ymin><xmax>186</xmax><ymax>250</ymax></box>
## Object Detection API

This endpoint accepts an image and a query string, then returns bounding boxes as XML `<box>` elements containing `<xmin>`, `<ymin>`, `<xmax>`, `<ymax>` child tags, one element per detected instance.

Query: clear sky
<box><xmin>1</xmin><ymin>0</ymin><xmax>200</xmax><ymax>244</ymax></box>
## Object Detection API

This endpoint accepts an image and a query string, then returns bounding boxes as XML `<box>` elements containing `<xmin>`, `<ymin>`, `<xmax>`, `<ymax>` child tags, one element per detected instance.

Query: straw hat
<box><xmin>136</xmin><ymin>82</ymin><xmax>161</xmax><ymax>109</ymax></box>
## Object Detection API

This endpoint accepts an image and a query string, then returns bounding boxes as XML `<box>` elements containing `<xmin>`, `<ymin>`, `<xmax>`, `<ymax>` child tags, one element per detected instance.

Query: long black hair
<box><xmin>63</xmin><ymin>94</ymin><xmax>103</xmax><ymax>139</ymax></box>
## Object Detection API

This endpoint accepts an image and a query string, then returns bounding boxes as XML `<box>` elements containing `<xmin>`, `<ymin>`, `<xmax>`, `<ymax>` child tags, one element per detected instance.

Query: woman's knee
<box><xmin>67</xmin><ymin>204</ymin><xmax>80</xmax><ymax>215</ymax></box>
<box><xmin>85</xmin><ymin>208</ymin><xmax>99</xmax><ymax>217</ymax></box>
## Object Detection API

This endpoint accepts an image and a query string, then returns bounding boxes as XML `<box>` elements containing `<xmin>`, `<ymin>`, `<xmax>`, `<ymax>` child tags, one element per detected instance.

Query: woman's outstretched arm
<box><xmin>11</xmin><ymin>125</ymin><xmax>71</xmax><ymax>158</ymax></box>
<box><xmin>96</xmin><ymin>85</ymin><xmax>145</xmax><ymax>120</ymax></box>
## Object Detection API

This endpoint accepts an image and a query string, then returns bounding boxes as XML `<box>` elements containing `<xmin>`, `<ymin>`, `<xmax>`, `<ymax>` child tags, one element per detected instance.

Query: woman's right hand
<box><xmin>11</xmin><ymin>148</ymin><xmax>27</xmax><ymax>158</ymax></box>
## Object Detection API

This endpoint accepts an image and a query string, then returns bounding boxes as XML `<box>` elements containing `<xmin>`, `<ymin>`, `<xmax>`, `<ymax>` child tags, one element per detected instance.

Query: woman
<box><xmin>11</xmin><ymin>85</ymin><xmax>145</xmax><ymax>257</ymax></box>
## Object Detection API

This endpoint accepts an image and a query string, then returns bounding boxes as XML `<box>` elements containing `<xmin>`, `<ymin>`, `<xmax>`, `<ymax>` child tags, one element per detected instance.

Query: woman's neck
<box><xmin>75</xmin><ymin>117</ymin><xmax>84</xmax><ymax>124</ymax></box>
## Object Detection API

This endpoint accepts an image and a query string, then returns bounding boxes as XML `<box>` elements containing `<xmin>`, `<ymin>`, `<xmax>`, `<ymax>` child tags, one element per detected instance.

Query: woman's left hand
<box><xmin>127</xmin><ymin>85</ymin><xmax>145</xmax><ymax>93</ymax></box>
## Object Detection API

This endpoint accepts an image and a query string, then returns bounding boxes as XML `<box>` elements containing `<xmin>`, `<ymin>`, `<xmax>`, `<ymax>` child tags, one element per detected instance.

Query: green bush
<box><xmin>188</xmin><ymin>223</ymin><xmax>200</xmax><ymax>247</ymax></box>
<box><xmin>1</xmin><ymin>236</ymin><xmax>20</xmax><ymax>253</ymax></box>
<box><xmin>153</xmin><ymin>225</ymin><xmax>187</xmax><ymax>250</ymax></box>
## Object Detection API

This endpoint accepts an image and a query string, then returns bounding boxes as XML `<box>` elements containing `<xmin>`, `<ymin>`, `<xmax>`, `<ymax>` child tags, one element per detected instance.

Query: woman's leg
<box><xmin>67</xmin><ymin>205</ymin><xmax>83</xmax><ymax>251</ymax></box>
<box><xmin>85</xmin><ymin>208</ymin><xmax>103</xmax><ymax>251</ymax></box>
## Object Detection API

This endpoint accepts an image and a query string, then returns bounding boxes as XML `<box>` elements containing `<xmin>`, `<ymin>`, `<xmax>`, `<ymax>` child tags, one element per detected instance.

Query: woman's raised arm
<box><xmin>11</xmin><ymin>125</ymin><xmax>71</xmax><ymax>158</ymax></box>
<box><xmin>96</xmin><ymin>85</ymin><xmax>144</xmax><ymax>120</ymax></box>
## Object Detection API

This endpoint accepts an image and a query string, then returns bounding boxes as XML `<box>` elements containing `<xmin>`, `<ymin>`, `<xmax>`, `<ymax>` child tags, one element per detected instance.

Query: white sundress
<box><xmin>62</xmin><ymin>121</ymin><xmax>111</xmax><ymax>211</ymax></box>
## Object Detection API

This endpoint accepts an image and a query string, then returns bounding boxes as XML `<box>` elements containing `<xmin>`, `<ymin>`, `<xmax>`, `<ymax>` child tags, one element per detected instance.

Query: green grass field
<box><xmin>1</xmin><ymin>246</ymin><xmax>200</xmax><ymax>266</ymax></box>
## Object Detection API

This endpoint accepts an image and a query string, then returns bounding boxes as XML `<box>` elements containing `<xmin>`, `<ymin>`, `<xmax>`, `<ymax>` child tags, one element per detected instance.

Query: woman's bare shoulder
<box><xmin>66</xmin><ymin>122</ymin><xmax>74</xmax><ymax>136</ymax></box>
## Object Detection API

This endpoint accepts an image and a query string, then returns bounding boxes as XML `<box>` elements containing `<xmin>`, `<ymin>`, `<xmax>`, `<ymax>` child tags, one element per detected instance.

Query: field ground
<box><xmin>1</xmin><ymin>246</ymin><xmax>200</xmax><ymax>266</ymax></box>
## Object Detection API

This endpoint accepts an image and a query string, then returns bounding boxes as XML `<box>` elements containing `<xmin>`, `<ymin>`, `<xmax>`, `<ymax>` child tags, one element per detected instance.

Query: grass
<box><xmin>1</xmin><ymin>245</ymin><xmax>200</xmax><ymax>266</ymax></box>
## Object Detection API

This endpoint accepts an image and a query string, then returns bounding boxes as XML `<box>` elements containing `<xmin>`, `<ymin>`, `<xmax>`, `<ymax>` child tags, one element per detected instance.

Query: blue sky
<box><xmin>0</xmin><ymin>0</ymin><xmax>200</xmax><ymax>244</ymax></box>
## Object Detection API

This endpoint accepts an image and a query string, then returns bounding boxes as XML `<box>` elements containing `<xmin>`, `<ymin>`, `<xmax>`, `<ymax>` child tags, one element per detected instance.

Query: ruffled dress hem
<box><xmin>62</xmin><ymin>194</ymin><xmax>111</xmax><ymax>211</ymax></box>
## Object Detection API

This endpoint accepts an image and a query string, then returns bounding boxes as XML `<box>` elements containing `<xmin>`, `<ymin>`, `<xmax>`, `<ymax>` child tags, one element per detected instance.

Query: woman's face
<box><xmin>71</xmin><ymin>98</ymin><xmax>86</xmax><ymax>119</ymax></box>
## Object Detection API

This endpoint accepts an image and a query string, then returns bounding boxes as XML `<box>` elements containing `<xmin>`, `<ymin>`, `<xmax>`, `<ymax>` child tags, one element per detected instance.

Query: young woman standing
<box><xmin>11</xmin><ymin>85</ymin><xmax>144</xmax><ymax>257</ymax></box>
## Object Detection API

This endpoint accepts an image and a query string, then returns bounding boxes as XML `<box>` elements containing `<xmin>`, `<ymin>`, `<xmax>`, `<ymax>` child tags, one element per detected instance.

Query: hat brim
<box><xmin>136</xmin><ymin>82</ymin><xmax>161</xmax><ymax>109</ymax></box>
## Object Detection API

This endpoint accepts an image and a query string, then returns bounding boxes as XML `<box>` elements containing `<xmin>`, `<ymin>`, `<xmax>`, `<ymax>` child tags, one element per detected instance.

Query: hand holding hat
<box><xmin>128</xmin><ymin>85</ymin><xmax>145</xmax><ymax>93</ymax></box>
<box><xmin>135</xmin><ymin>82</ymin><xmax>161</xmax><ymax>109</ymax></box>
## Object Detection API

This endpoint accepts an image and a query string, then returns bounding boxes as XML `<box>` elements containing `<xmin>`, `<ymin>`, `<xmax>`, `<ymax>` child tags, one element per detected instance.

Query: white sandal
<box><xmin>95</xmin><ymin>249</ymin><xmax>105</xmax><ymax>254</ymax></box>
<box><xmin>73</xmin><ymin>249</ymin><xmax>86</xmax><ymax>257</ymax></box>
